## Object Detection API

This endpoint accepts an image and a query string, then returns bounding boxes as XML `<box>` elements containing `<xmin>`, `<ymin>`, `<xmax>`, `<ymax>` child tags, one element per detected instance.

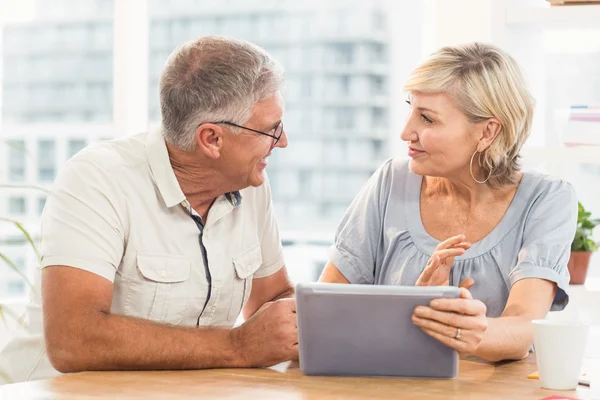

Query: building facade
<box><xmin>0</xmin><ymin>0</ymin><xmax>391</xmax><ymax>298</ymax></box>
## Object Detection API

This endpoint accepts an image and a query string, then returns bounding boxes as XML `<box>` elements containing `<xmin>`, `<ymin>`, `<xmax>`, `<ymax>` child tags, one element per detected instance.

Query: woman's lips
<box><xmin>408</xmin><ymin>148</ymin><xmax>426</xmax><ymax>158</ymax></box>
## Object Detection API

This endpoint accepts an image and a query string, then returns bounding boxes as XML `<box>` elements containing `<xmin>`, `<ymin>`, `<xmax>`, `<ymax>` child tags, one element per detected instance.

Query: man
<box><xmin>1</xmin><ymin>35</ymin><xmax>297</xmax><ymax>381</ymax></box>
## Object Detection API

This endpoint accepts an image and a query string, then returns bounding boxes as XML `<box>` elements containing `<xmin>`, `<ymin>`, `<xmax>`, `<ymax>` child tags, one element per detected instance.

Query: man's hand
<box><xmin>416</xmin><ymin>234</ymin><xmax>473</xmax><ymax>288</ymax></box>
<box><xmin>231</xmin><ymin>298</ymin><xmax>298</xmax><ymax>367</ymax></box>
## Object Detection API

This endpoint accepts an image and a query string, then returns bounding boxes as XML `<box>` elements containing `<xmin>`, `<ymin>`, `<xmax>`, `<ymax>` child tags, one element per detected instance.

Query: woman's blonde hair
<box><xmin>403</xmin><ymin>42</ymin><xmax>535</xmax><ymax>187</ymax></box>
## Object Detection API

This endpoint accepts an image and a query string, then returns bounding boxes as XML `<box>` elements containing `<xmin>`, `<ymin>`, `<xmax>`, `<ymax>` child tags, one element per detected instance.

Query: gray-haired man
<box><xmin>4</xmin><ymin>36</ymin><xmax>297</xmax><ymax>381</ymax></box>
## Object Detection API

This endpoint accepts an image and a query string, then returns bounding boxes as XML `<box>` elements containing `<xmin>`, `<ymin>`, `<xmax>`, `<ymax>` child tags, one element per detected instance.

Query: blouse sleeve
<box><xmin>327</xmin><ymin>159</ymin><xmax>393</xmax><ymax>284</ymax></box>
<box><xmin>508</xmin><ymin>178</ymin><xmax>578</xmax><ymax>311</ymax></box>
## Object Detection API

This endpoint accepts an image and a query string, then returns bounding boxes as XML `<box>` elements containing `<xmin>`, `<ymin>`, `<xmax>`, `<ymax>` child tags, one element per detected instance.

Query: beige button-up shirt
<box><xmin>42</xmin><ymin>129</ymin><xmax>285</xmax><ymax>327</ymax></box>
<box><xmin>0</xmin><ymin>129</ymin><xmax>285</xmax><ymax>383</ymax></box>
<box><xmin>0</xmin><ymin>131</ymin><xmax>284</xmax><ymax>384</ymax></box>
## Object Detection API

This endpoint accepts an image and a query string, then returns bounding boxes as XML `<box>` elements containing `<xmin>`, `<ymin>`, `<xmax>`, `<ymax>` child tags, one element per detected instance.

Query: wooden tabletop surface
<box><xmin>1</xmin><ymin>355</ymin><xmax>597</xmax><ymax>399</ymax></box>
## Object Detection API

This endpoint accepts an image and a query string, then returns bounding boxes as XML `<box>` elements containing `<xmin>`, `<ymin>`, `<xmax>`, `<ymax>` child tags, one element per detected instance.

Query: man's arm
<box><xmin>242</xmin><ymin>266</ymin><xmax>294</xmax><ymax>320</ymax></box>
<box><xmin>43</xmin><ymin>266</ymin><xmax>296</xmax><ymax>372</ymax></box>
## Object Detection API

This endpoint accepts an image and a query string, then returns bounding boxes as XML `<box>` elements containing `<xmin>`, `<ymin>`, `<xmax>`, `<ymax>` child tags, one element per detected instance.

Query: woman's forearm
<box><xmin>473</xmin><ymin>316</ymin><xmax>533</xmax><ymax>362</ymax></box>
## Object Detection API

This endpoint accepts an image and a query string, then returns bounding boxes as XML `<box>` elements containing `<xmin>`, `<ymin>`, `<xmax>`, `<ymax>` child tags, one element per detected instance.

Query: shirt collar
<box><xmin>145</xmin><ymin>128</ymin><xmax>186</xmax><ymax>208</ymax></box>
<box><xmin>145</xmin><ymin>128</ymin><xmax>242</xmax><ymax>209</ymax></box>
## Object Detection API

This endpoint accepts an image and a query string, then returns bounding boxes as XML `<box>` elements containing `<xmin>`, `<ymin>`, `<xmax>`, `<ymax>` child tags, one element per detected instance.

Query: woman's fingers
<box><xmin>411</xmin><ymin>314</ymin><xmax>459</xmax><ymax>338</ymax></box>
<box><xmin>435</xmin><ymin>234</ymin><xmax>465</xmax><ymax>251</ymax></box>
<box><xmin>416</xmin><ymin>255</ymin><xmax>439</xmax><ymax>285</ymax></box>
<box><xmin>433</xmin><ymin>248</ymin><xmax>466</xmax><ymax>260</ymax></box>
<box><xmin>419</xmin><ymin>327</ymin><xmax>472</xmax><ymax>353</ymax></box>
<box><xmin>455</xmin><ymin>241</ymin><xmax>472</xmax><ymax>250</ymax></box>
<box><xmin>459</xmin><ymin>278</ymin><xmax>475</xmax><ymax>290</ymax></box>
<box><xmin>413</xmin><ymin>305</ymin><xmax>486</xmax><ymax>331</ymax></box>
<box><xmin>429</xmin><ymin>296</ymin><xmax>487</xmax><ymax>316</ymax></box>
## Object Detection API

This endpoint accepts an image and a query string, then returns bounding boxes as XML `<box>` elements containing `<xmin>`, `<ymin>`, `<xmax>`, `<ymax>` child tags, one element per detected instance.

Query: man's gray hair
<box><xmin>159</xmin><ymin>35</ymin><xmax>285</xmax><ymax>151</ymax></box>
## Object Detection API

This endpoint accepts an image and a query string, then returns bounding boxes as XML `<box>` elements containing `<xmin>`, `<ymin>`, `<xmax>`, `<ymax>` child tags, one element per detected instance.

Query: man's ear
<box><xmin>478</xmin><ymin>117</ymin><xmax>502</xmax><ymax>152</ymax></box>
<box><xmin>196</xmin><ymin>124</ymin><xmax>224</xmax><ymax>159</ymax></box>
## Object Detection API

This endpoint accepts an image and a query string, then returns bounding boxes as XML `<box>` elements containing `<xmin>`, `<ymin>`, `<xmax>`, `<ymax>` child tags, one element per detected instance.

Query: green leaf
<box><xmin>0</xmin><ymin>217</ymin><xmax>42</xmax><ymax>266</ymax></box>
<box><xmin>13</xmin><ymin>221</ymin><xmax>42</xmax><ymax>265</ymax></box>
<box><xmin>573</xmin><ymin>202</ymin><xmax>599</xmax><ymax>253</ymax></box>
<box><xmin>0</xmin><ymin>218</ymin><xmax>41</xmax><ymax>299</ymax></box>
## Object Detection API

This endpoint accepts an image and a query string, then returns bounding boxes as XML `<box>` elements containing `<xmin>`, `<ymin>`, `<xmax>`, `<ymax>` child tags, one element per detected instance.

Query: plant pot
<box><xmin>567</xmin><ymin>251</ymin><xmax>593</xmax><ymax>285</ymax></box>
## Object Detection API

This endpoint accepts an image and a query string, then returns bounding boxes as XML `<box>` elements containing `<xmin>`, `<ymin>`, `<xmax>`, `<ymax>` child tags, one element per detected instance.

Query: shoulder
<box><xmin>70</xmin><ymin>133</ymin><xmax>148</xmax><ymax>171</ymax></box>
<box><xmin>367</xmin><ymin>158</ymin><xmax>411</xmax><ymax>189</ymax></box>
<box><xmin>519</xmin><ymin>171</ymin><xmax>577</xmax><ymax>224</ymax></box>
<box><xmin>377</xmin><ymin>157</ymin><xmax>410</xmax><ymax>177</ymax></box>
<box><xmin>524</xmin><ymin>171</ymin><xmax>576</xmax><ymax>204</ymax></box>
<box><xmin>53</xmin><ymin>133</ymin><xmax>149</xmax><ymax>195</ymax></box>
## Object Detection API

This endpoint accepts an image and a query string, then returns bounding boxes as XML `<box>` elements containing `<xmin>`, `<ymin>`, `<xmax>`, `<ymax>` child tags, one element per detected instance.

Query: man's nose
<box><xmin>275</xmin><ymin>130</ymin><xmax>288</xmax><ymax>149</ymax></box>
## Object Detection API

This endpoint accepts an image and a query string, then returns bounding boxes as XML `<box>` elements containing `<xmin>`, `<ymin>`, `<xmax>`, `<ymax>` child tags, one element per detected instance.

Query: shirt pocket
<box><xmin>228</xmin><ymin>245</ymin><xmax>263</xmax><ymax>322</ymax></box>
<box><xmin>124</xmin><ymin>253</ymin><xmax>191</xmax><ymax>325</ymax></box>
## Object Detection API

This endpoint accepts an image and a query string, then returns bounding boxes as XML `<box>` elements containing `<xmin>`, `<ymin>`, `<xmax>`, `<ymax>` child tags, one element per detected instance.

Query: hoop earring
<box><xmin>469</xmin><ymin>150</ymin><xmax>492</xmax><ymax>184</ymax></box>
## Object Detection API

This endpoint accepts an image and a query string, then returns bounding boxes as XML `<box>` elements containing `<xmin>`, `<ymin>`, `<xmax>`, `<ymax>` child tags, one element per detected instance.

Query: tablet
<box><xmin>296</xmin><ymin>282</ymin><xmax>461</xmax><ymax>378</ymax></box>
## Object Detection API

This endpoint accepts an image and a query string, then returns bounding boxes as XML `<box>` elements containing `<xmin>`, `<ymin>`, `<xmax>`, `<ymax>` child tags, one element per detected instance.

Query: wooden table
<box><xmin>0</xmin><ymin>355</ymin><xmax>597</xmax><ymax>399</ymax></box>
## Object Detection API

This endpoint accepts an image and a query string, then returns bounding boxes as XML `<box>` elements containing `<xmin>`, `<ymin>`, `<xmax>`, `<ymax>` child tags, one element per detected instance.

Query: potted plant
<box><xmin>568</xmin><ymin>201</ymin><xmax>600</xmax><ymax>285</ymax></box>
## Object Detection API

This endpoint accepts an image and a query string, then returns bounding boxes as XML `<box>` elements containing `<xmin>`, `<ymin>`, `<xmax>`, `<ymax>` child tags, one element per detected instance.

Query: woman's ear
<box><xmin>196</xmin><ymin>124</ymin><xmax>224</xmax><ymax>159</ymax></box>
<box><xmin>478</xmin><ymin>117</ymin><xmax>502</xmax><ymax>151</ymax></box>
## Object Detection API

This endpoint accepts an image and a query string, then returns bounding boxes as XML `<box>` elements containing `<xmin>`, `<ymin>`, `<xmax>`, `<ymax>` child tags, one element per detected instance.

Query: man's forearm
<box><xmin>48</xmin><ymin>312</ymin><xmax>244</xmax><ymax>373</ymax></box>
<box><xmin>473</xmin><ymin>316</ymin><xmax>532</xmax><ymax>362</ymax></box>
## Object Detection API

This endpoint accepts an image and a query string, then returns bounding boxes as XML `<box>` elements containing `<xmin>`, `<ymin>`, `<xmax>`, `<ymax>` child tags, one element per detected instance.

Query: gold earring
<box><xmin>469</xmin><ymin>150</ymin><xmax>492</xmax><ymax>184</ymax></box>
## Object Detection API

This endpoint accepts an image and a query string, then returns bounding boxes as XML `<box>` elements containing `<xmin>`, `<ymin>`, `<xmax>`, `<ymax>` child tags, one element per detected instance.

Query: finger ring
<box><xmin>454</xmin><ymin>327</ymin><xmax>461</xmax><ymax>340</ymax></box>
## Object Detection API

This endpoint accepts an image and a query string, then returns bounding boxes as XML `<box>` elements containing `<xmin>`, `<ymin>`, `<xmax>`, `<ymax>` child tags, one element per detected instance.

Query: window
<box><xmin>337</xmin><ymin>76</ymin><xmax>351</xmax><ymax>97</ymax></box>
<box><xmin>6</xmin><ymin>280</ymin><xmax>26</xmax><ymax>296</ymax></box>
<box><xmin>329</xmin><ymin>44</ymin><xmax>354</xmax><ymax>66</ymax></box>
<box><xmin>372</xmin><ymin>107</ymin><xmax>388</xmax><ymax>129</ymax></box>
<box><xmin>14</xmin><ymin>257</ymin><xmax>26</xmax><ymax>271</ymax></box>
<box><xmin>38</xmin><ymin>197</ymin><xmax>47</xmax><ymax>215</ymax></box>
<box><xmin>336</xmin><ymin>107</ymin><xmax>355</xmax><ymax>130</ymax></box>
<box><xmin>38</xmin><ymin>140</ymin><xmax>57</xmax><ymax>181</ymax></box>
<box><xmin>68</xmin><ymin>139</ymin><xmax>87</xmax><ymax>158</ymax></box>
<box><xmin>300</xmin><ymin>76</ymin><xmax>313</xmax><ymax>98</ymax></box>
<box><xmin>370</xmin><ymin>75</ymin><xmax>386</xmax><ymax>96</ymax></box>
<box><xmin>7</xmin><ymin>140</ymin><xmax>26</xmax><ymax>181</ymax></box>
<box><xmin>8</xmin><ymin>197</ymin><xmax>26</xmax><ymax>215</ymax></box>
<box><xmin>369</xmin><ymin>43</ymin><xmax>387</xmax><ymax>64</ymax></box>
<box><xmin>372</xmin><ymin>139</ymin><xmax>384</xmax><ymax>160</ymax></box>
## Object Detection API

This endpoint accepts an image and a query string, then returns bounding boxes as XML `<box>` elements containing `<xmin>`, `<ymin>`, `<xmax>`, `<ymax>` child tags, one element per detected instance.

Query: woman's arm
<box><xmin>474</xmin><ymin>278</ymin><xmax>557</xmax><ymax>361</ymax></box>
<box><xmin>413</xmin><ymin>278</ymin><xmax>557</xmax><ymax>362</ymax></box>
<box><xmin>319</xmin><ymin>262</ymin><xmax>350</xmax><ymax>284</ymax></box>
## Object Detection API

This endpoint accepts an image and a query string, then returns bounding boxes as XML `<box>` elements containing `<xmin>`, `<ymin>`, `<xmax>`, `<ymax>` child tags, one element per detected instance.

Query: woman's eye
<box><xmin>421</xmin><ymin>114</ymin><xmax>433</xmax><ymax>124</ymax></box>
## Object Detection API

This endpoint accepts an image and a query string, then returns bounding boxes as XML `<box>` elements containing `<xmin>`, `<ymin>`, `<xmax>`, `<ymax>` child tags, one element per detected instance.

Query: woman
<box><xmin>319</xmin><ymin>43</ymin><xmax>577</xmax><ymax>362</ymax></box>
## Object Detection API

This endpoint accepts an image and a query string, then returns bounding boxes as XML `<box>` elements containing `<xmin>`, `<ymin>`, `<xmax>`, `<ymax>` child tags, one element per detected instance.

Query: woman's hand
<box><xmin>411</xmin><ymin>288</ymin><xmax>488</xmax><ymax>354</ymax></box>
<box><xmin>416</xmin><ymin>234</ymin><xmax>473</xmax><ymax>288</ymax></box>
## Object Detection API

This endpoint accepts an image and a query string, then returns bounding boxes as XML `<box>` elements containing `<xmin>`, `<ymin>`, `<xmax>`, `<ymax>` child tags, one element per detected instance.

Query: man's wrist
<box><xmin>227</xmin><ymin>327</ymin><xmax>248</xmax><ymax>368</ymax></box>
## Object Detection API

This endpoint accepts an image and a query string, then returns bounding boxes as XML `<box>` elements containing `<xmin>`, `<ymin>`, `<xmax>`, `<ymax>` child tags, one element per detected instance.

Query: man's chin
<box><xmin>248</xmin><ymin>170</ymin><xmax>266</xmax><ymax>187</ymax></box>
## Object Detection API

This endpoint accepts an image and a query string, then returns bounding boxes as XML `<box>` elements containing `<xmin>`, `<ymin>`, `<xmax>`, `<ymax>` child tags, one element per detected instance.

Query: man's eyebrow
<box><xmin>266</xmin><ymin>119</ymin><xmax>282</xmax><ymax>130</ymax></box>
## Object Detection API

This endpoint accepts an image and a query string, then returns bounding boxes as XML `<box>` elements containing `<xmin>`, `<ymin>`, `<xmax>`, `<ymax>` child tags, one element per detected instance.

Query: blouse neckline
<box><xmin>404</xmin><ymin>167</ymin><xmax>544</xmax><ymax>260</ymax></box>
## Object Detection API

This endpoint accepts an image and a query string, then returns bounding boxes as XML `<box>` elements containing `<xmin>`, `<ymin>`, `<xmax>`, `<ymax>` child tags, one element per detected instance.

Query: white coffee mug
<box><xmin>532</xmin><ymin>319</ymin><xmax>589</xmax><ymax>390</ymax></box>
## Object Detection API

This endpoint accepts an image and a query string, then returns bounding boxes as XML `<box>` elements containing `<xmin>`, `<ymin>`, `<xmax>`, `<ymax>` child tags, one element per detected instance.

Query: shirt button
<box><xmin>160</xmin><ymin>270</ymin><xmax>167</xmax><ymax>278</ymax></box>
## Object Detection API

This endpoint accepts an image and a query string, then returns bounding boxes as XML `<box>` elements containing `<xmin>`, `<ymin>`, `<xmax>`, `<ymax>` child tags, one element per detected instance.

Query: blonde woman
<box><xmin>319</xmin><ymin>43</ymin><xmax>577</xmax><ymax>362</ymax></box>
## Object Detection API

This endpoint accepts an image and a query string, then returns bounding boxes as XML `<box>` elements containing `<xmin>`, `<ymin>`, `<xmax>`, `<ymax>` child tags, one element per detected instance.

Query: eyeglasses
<box><xmin>210</xmin><ymin>120</ymin><xmax>284</xmax><ymax>146</ymax></box>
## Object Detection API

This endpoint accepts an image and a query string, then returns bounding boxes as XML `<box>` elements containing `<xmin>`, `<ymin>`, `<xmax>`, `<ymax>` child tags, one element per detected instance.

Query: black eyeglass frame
<box><xmin>203</xmin><ymin>120</ymin><xmax>284</xmax><ymax>146</ymax></box>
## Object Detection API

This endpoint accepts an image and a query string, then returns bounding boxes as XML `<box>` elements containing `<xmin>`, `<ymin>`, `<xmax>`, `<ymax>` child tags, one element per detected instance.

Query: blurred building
<box><xmin>0</xmin><ymin>0</ymin><xmax>391</xmax><ymax>298</ymax></box>
<box><xmin>147</xmin><ymin>0</ymin><xmax>391</xmax><ymax>233</ymax></box>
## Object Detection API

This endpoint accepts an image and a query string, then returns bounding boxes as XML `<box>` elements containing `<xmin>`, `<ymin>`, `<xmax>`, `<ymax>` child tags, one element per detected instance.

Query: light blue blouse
<box><xmin>329</xmin><ymin>159</ymin><xmax>578</xmax><ymax>317</ymax></box>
